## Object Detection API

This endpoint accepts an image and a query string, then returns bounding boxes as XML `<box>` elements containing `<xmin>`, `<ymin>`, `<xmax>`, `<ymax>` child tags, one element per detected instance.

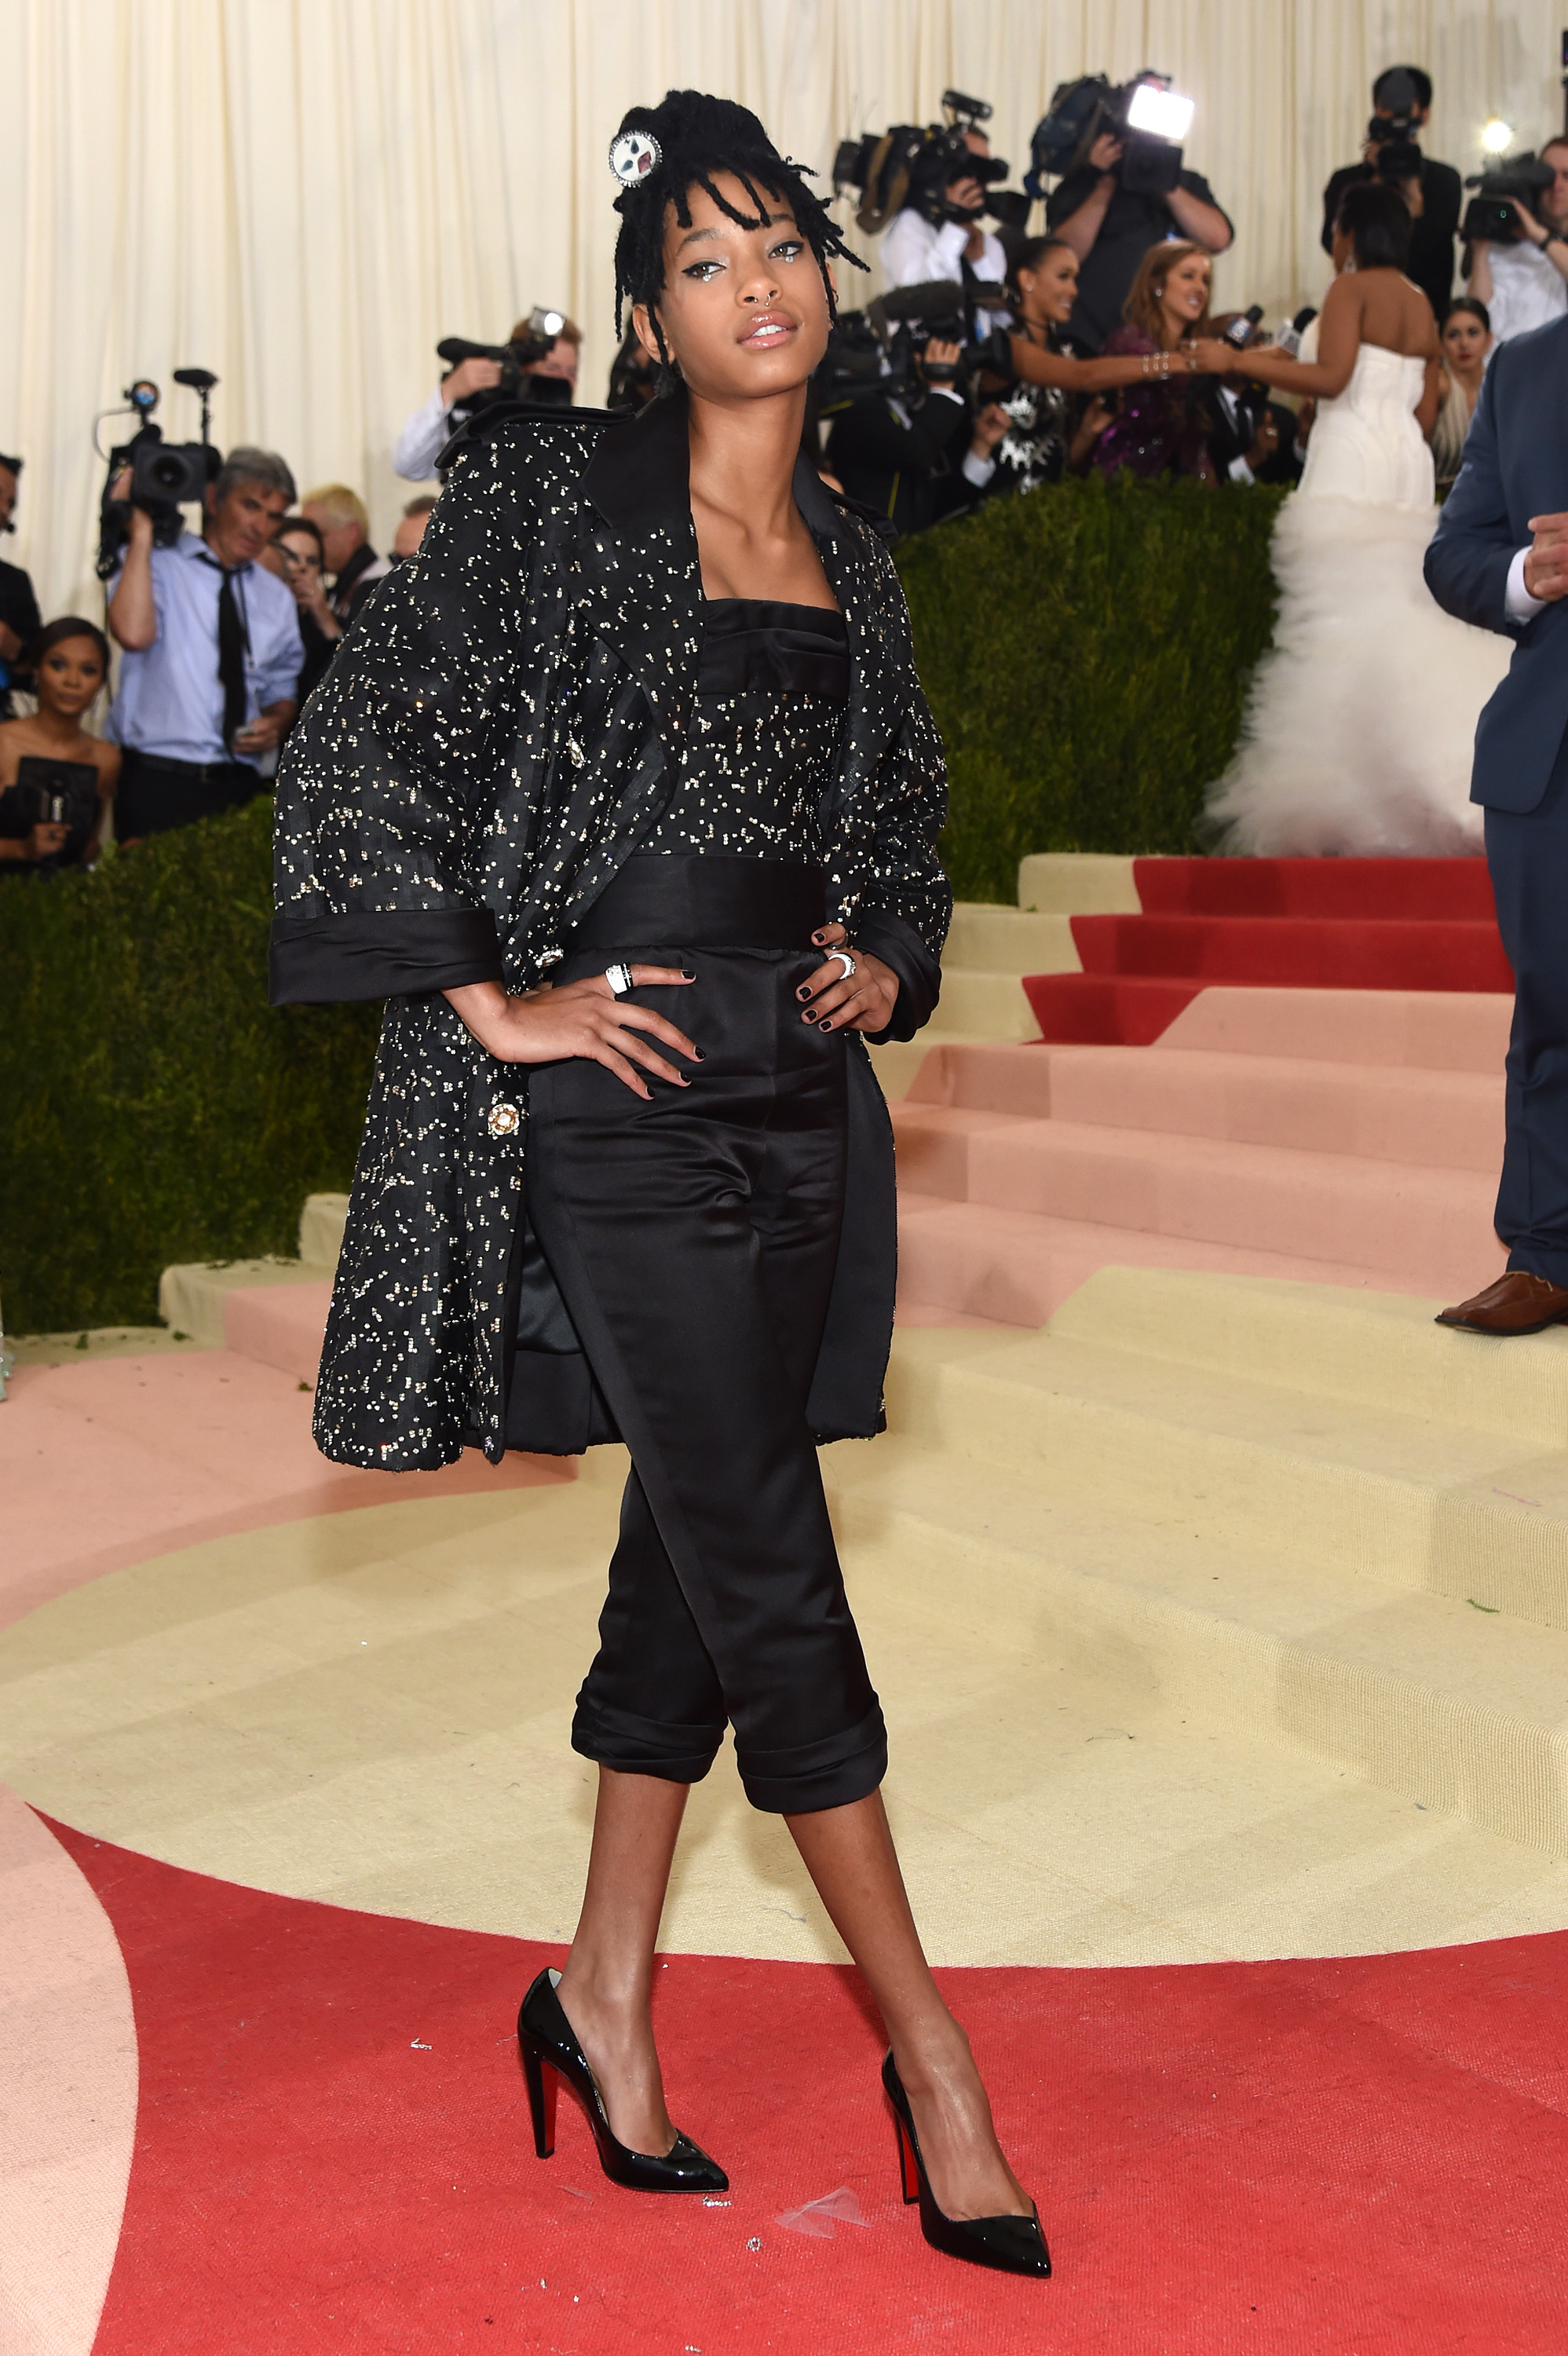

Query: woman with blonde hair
<box><xmin>1091</xmin><ymin>241</ymin><xmax>1234</xmax><ymax>482</ymax></box>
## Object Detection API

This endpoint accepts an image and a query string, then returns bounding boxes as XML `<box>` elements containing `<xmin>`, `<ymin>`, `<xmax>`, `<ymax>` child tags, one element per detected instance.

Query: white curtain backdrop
<box><xmin>2</xmin><ymin>0</ymin><xmax>1563</xmax><ymax>617</ymax></box>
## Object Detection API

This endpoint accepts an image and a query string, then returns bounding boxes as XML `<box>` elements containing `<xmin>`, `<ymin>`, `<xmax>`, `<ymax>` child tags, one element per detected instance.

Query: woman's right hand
<box><xmin>444</xmin><ymin>968</ymin><xmax>699</xmax><ymax>1099</ymax></box>
<box><xmin>1189</xmin><ymin>337</ymin><xmax>1240</xmax><ymax>376</ymax></box>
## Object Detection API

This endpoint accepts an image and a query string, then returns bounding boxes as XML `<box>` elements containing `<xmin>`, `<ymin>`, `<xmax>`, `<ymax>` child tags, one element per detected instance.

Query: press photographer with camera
<box><xmin>0</xmin><ymin>617</ymin><xmax>119</xmax><ymax>871</ymax></box>
<box><xmin>265</xmin><ymin>514</ymin><xmax>340</xmax><ymax>715</ymax></box>
<box><xmin>823</xmin><ymin>327</ymin><xmax>1007</xmax><ymax>535</ymax></box>
<box><xmin>107</xmin><ymin>447</ymin><xmax>303</xmax><ymax>841</ymax></box>
<box><xmin>392</xmin><ymin>310</ymin><xmax>584</xmax><ymax>480</ymax></box>
<box><xmin>879</xmin><ymin>116</ymin><xmax>1007</xmax><ymax>302</ymax></box>
<box><xmin>1039</xmin><ymin>75</ymin><xmax>1232</xmax><ymax>352</ymax></box>
<box><xmin>299</xmin><ymin>485</ymin><xmax>390</xmax><ymax>624</ymax></box>
<box><xmin>1465</xmin><ymin>140</ymin><xmax>1568</xmax><ymax>343</ymax></box>
<box><xmin>0</xmin><ymin>454</ymin><xmax>42</xmax><ymax>721</ymax></box>
<box><xmin>1321</xmin><ymin>68</ymin><xmax>1462</xmax><ymax>320</ymax></box>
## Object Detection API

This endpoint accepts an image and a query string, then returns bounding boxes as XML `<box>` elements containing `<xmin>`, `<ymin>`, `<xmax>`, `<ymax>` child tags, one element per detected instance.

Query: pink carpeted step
<box><xmin>892</xmin><ymin>1192</ymin><xmax>1494</xmax><ymax>1327</ymax></box>
<box><xmin>1066</xmin><ymin>913</ymin><xmax>1514</xmax><ymax>992</ymax></box>
<box><xmin>896</xmin><ymin>1042</ymin><xmax>1501</xmax><ymax>1173</ymax></box>
<box><xmin>955</xmin><ymin>1119</ymin><xmax>1497</xmax><ymax>1290</ymax></box>
<box><xmin>1154</xmin><ymin>987</ymin><xmax>1513</xmax><ymax>1070</ymax></box>
<box><xmin>222</xmin><ymin>1281</ymin><xmax>332</xmax><ymax>1385</ymax></box>
<box><xmin>1131</xmin><ymin>855</ymin><xmax>1497</xmax><ymax>920</ymax></box>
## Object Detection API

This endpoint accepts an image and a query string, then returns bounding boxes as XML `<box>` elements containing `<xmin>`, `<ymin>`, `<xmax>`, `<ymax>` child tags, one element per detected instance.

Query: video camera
<box><xmin>815</xmin><ymin>277</ymin><xmax>1013</xmax><ymax>412</ymax></box>
<box><xmin>1025</xmin><ymin>71</ymin><xmax>1196</xmax><ymax>199</ymax></box>
<box><xmin>833</xmin><ymin>91</ymin><xmax>1025</xmax><ymax>236</ymax></box>
<box><xmin>95</xmin><ymin>370</ymin><xmax>221</xmax><ymax>580</ymax></box>
<box><xmin>437</xmin><ymin>308</ymin><xmax>572</xmax><ymax>412</ymax></box>
<box><xmin>1461</xmin><ymin>153</ymin><xmax>1558</xmax><ymax>244</ymax></box>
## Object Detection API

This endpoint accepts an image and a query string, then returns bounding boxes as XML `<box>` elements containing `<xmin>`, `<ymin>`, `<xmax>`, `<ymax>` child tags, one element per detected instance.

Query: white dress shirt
<box><xmin>108</xmin><ymin>529</ymin><xmax>304</xmax><ymax>765</ymax></box>
<box><xmin>393</xmin><ymin>386</ymin><xmax>458</xmax><ymax>482</ymax></box>
<box><xmin>1506</xmin><ymin>547</ymin><xmax>1548</xmax><ymax>624</ymax></box>
<box><xmin>1478</xmin><ymin>241</ymin><xmax>1568</xmax><ymax>345</ymax></box>
<box><xmin>881</xmin><ymin>210</ymin><xmax>1006</xmax><ymax>297</ymax></box>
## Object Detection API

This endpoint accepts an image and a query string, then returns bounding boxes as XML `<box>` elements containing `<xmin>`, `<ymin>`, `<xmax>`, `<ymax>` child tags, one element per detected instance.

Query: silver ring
<box><xmin>605</xmin><ymin>962</ymin><xmax>634</xmax><ymax>997</ymax></box>
<box><xmin>828</xmin><ymin>950</ymin><xmax>857</xmax><ymax>981</ymax></box>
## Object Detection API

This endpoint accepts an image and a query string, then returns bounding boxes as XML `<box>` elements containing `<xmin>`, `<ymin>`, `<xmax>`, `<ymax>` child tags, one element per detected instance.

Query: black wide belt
<box><xmin>573</xmin><ymin>854</ymin><xmax>827</xmax><ymax>950</ymax></box>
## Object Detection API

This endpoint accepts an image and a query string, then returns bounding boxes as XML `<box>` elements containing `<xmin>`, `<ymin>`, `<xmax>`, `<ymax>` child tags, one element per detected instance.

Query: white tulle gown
<box><xmin>1207</xmin><ymin>329</ymin><xmax>1510</xmax><ymax>855</ymax></box>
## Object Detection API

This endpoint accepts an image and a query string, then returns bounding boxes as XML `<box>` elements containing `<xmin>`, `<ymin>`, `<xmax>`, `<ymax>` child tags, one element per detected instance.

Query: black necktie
<box><xmin>202</xmin><ymin>555</ymin><xmax>248</xmax><ymax>754</ymax></box>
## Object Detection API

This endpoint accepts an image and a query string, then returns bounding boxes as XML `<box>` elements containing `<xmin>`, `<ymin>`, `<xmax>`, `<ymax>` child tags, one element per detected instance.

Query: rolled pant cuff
<box><xmin>571</xmin><ymin>1697</ymin><xmax>724</xmax><ymax>1787</ymax></box>
<box><xmin>1507</xmin><ymin>1247</ymin><xmax>1568</xmax><ymax>1290</ymax></box>
<box><xmin>736</xmin><ymin>1702</ymin><xmax>888</xmax><ymax>1816</ymax></box>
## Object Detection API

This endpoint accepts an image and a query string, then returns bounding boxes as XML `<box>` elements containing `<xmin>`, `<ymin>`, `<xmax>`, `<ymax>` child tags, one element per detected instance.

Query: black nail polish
<box><xmin>693</xmin><ymin>1049</ymin><xmax>706</xmax><ymax>1061</ymax></box>
<box><xmin>796</xmin><ymin>986</ymin><xmax>812</xmax><ymax>1001</ymax></box>
<box><xmin>682</xmin><ymin>969</ymin><xmax>696</xmax><ymax>980</ymax></box>
<box><xmin>818</xmin><ymin>1018</ymin><xmax>833</xmax><ymax>1030</ymax></box>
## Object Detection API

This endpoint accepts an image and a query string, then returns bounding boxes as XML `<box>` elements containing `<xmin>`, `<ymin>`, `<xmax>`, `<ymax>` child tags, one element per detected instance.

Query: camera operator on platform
<box><xmin>1045</xmin><ymin>109</ymin><xmax>1231</xmax><ymax>353</ymax></box>
<box><xmin>107</xmin><ymin>447</ymin><xmax>303</xmax><ymax>841</ymax></box>
<box><xmin>392</xmin><ymin>313</ymin><xmax>584</xmax><ymax>481</ymax></box>
<box><xmin>1321</xmin><ymin>68</ymin><xmax>1462</xmax><ymax>320</ymax></box>
<box><xmin>0</xmin><ymin>455</ymin><xmax>42</xmax><ymax>721</ymax></box>
<box><xmin>880</xmin><ymin>122</ymin><xmax>1007</xmax><ymax>311</ymax></box>
<box><xmin>1467</xmin><ymin>140</ymin><xmax>1568</xmax><ymax>343</ymax></box>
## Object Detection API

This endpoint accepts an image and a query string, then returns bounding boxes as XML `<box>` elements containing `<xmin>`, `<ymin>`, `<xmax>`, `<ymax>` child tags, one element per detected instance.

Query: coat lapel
<box><xmin>575</xmin><ymin>393</ymin><xmax>703</xmax><ymax>755</ymax></box>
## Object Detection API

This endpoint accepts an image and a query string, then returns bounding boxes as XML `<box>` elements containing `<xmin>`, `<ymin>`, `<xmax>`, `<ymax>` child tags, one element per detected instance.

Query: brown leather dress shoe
<box><xmin>1435</xmin><ymin>1271</ymin><xmax>1568</xmax><ymax>1335</ymax></box>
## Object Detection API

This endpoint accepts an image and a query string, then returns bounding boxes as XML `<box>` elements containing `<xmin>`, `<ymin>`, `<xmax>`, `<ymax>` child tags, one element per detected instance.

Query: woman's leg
<box><xmin>554</xmin><ymin>1767</ymin><xmax>689</xmax><ymax>2157</ymax></box>
<box><xmin>787</xmin><ymin>1794</ymin><xmax>1031</xmax><ymax>2221</ymax></box>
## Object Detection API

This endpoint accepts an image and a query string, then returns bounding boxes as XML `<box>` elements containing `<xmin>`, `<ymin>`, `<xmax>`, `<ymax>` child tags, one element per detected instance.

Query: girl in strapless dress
<box><xmin>1205</xmin><ymin>180</ymin><xmax>1511</xmax><ymax>855</ymax></box>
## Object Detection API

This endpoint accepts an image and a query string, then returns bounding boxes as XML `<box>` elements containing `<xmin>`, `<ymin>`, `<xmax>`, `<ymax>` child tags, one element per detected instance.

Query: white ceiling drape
<box><xmin>2</xmin><ymin>0</ymin><xmax>1563</xmax><ymax>616</ymax></box>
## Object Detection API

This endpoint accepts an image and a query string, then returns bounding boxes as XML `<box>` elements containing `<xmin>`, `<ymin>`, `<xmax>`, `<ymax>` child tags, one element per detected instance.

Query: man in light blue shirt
<box><xmin>108</xmin><ymin>446</ymin><xmax>304</xmax><ymax>839</ymax></box>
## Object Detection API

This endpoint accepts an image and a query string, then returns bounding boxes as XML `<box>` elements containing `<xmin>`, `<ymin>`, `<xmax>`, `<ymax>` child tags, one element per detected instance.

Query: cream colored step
<box><xmin>158</xmin><ymin>1195</ymin><xmax>346</xmax><ymax>1348</ymax></box>
<box><xmin>298</xmin><ymin>1193</ymin><xmax>349</xmax><ymax>1268</ymax></box>
<box><xmin>824</xmin><ymin>1429</ymin><xmax>1568</xmax><ymax>1857</ymax></box>
<box><xmin>1050</xmin><ymin>1268</ymin><xmax>1568</xmax><ymax>1448</ymax></box>
<box><xmin>877</xmin><ymin>1320</ymin><xmax>1568</xmax><ymax>1631</ymax></box>
<box><xmin>944</xmin><ymin>903</ymin><xmax>1079</xmax><ymax>975</ymax></box>
<box><xmin>1017</xmin><ymin>852</ymin><xmax>1140</xmax><ymax>914</ymax></box>
<box><xmin>922</xmin><ymin>970</ymin><xmax>1042</xmax><ymax>1041</ymax></box>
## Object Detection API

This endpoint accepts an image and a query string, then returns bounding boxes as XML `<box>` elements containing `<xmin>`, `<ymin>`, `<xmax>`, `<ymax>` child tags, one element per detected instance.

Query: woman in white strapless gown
<box><xmin>1205</xmin><ymin>183</ymin><xmax>1511</xmax><ymax>855</ymax></box>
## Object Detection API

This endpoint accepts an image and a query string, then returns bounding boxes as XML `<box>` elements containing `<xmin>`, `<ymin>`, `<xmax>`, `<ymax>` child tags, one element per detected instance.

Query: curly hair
<box><xmin>611</xmin><ymin>88</ymin><xmax>865</xmax><ymax>392</ymax></box>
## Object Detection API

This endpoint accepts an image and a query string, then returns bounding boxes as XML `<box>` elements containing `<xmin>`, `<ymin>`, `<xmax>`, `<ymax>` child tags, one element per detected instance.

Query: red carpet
<box><xmin>1024</xmin><ymin>858</ymin><xmax>1512</xmax><ymax>1044</ymax></box>
<box><xmin>54</xmin><ymin>1816</ymin><xmax>1568</xmax><ymax>2354</ymax></box>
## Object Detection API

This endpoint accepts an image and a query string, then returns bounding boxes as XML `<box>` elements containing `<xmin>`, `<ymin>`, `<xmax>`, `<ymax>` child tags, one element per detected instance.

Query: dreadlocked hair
<box><xmin>612</xmin><ymin>89</ymin><xmax>867</xmax><ymax>393</ymax></box>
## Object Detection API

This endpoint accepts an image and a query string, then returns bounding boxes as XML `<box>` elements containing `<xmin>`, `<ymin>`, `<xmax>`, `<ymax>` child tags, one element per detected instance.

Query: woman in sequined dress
<box><xmin>985</xmin><ymin>237</ymin><xmax>1161</xmax><ymax>492</ymax></box>
<box><xmin>270</xmin><ymin>90</ymin><xmax>1048</xmax><ymax>2279</ymax></box>
<box><xmin>1091</xmin><ymin>243</ymin><xmax>1235</xmax><ymax>484</ymax></box>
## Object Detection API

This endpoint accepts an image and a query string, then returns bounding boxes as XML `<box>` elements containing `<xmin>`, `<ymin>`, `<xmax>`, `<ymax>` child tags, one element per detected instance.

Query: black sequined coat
<box><xmin>270</xmin><ymin>390</ymin><xmax>951</xmax><ymax>1470</ymax></box>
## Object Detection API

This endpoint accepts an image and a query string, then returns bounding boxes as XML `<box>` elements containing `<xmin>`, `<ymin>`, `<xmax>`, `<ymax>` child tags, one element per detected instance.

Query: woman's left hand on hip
<box><xmin>796</xmin><ymin>921</ymin><xmax>900</xmax><ymax>1034</ymax></box>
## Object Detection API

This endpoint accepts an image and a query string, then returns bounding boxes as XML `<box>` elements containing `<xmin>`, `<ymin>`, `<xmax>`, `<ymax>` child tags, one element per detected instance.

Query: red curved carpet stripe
<box><xmin>49</xmin><ymin>1815</ymin><xmax>1568</xmax><ymax>2355</ymax></box>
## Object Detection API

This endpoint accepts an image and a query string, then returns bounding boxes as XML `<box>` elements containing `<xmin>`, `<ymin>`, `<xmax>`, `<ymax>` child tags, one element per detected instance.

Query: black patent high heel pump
<box><xmin>883</xmin><ymin>2051</ymin><xmax>1051</xmax><ymax>2277</ymax></box>
<box><xmin>517</xmin><ymin>1967</ymin><xmax>729</xmax><ymax>2194</ymax></box>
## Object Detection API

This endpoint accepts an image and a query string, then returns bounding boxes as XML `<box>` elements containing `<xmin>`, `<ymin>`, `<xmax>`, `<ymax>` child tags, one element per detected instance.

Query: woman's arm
<box><xmin>1417</xmin><ymin>356</ymin><xmax>1446</xmax><ymax>440</ymax></box>
<box><xmin>1008</xmin><ymin>333</ymin><xmax>1195</xmax><ymax>397</ymax></box>
<box><xmin>1219</xmin><ymin>275</ymin><xmax>1365</xmax><ymax>399</ymax></box>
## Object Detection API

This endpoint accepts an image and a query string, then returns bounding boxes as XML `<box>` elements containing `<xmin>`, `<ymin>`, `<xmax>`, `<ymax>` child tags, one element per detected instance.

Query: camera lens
<box><xmin>147</xmin><ymin>454</ymin><xmax>186</xmax><ymax>491</ymax></box>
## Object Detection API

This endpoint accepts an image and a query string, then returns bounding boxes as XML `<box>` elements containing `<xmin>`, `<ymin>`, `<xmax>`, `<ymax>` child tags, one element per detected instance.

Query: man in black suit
<box><xmin>1425</xmin><ymin>313</ymin><xmax>1568</xmax><ymax>1331</ymax></box>
<box><xmin>1321</xmin><ymin>66</ymin><xmax>1461</xmax><ymax>320</ymax></box>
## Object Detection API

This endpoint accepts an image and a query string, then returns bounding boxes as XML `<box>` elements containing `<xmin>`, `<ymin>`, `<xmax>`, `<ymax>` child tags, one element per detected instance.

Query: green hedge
<box><xmin>897</xmin><ymin>472</ymin><xmax>1287</xmax><ymax>902</ymax></box>
<box><xmin>0</xmin><ymin>798</ymin><xmax>380</xmax><ymax>1334</ymax></box>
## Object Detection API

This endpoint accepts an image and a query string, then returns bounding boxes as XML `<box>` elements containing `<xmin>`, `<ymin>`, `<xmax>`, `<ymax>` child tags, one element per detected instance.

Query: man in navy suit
<box><xmin>1426</xmin><ymin>312</ymin><xmax>1568</xmax><ymax>1330</ymax></box>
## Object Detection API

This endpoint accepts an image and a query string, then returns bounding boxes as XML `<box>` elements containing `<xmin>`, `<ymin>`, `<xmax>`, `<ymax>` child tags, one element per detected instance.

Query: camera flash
<box><xmin>1127</xmin><ymin>83</ymin><xmax>1195</xmax><ymax>141</ymax></box>
<box><xmin>1480</xmin><ymin>116</ymin><xmax>1514</xmax><ymax>155</ymax></box>
<box><xmin>540</xmin><ymin>310</ymin><xmax>565</xmax><ymax>336</ymax></box>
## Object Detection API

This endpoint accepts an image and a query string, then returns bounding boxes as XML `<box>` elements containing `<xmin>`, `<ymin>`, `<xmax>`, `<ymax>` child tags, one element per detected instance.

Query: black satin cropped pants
<box><xmin>524</xmin><ymin>929</ymin><xmax>887</xmax><ymax>1816</ymax></box>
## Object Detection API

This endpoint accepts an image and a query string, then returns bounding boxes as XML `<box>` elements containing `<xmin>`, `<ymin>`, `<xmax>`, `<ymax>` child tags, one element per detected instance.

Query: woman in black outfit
<box><xmin>269</xmin><ymin>89</ymin><xmax>1047</xmax><ymax>2279</ymax></box>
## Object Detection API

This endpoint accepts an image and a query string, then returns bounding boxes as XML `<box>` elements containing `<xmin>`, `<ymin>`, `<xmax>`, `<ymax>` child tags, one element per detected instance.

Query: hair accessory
<box><xmin>609</xmin><ymin>129</ymin><xmax>661</xmax><ymax>187</ymax></box>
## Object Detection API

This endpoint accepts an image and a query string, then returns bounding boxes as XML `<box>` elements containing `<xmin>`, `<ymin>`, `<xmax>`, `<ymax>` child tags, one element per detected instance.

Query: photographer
<box><xmin>1045</xmin><ymin>128</ymin><xmax>1231</xmax><ymax>353</ymax></box>
<box><xmin>107</xmin><ymin>447</ymin><xmax>302</xmax><ymax>840</ymax></box>
<box><xmin>392</xmin><ymin>313</ymin><xmax>584</xmax><ymax>480</ymax></box>
<box><xmin>265</xmin><ymin>514</ymin><xmax>340</xmax><ymax>714</ymax></box>
<box><xmin>1467</xmin><ymin>139</ymin><xmax>1568</xmax><ymax>342</ymax></box>
<box><xmin>824</xmin><ymin>338</ymin><xmax>1006</xmax><ymax>535</ymax></box>
<box><xmin>299</xmin><ymin>485</ymin><xmax>389</xmax><ymax>624</ymax></box>
<box><xmin>0</xmin><ymin>454</ymin><xmax>42</xmax><ymax>721</ymax></box>
<box><xmin>881</xmin><ymin>120</ymin><xmax>1008</xmax><ymax>305</ymax></box>
<box><xmin>1321</xmin><ymin>68</ymin><xmax>1462</xmax><ymax>319</ymax></box>
<box><xmin>0</xmin><ymin>618</ymin><xmax>119</xmax><ymax>870</ymax></box>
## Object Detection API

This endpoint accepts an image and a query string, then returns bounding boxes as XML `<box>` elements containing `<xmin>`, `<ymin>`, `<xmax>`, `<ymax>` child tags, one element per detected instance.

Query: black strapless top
<box><xmin>640</xmin><ymin>597</ymin><xmax>849</xmax><ymax>862</ymax></box>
